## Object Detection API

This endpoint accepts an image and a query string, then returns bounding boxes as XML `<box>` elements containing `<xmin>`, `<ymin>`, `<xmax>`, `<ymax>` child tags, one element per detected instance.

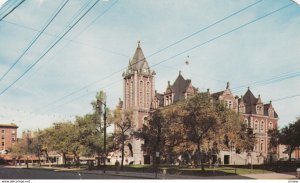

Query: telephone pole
<box><xmin>96</xmin><ymin>93</ymin><xmax>107</xmax><ymax>174</ymax></box>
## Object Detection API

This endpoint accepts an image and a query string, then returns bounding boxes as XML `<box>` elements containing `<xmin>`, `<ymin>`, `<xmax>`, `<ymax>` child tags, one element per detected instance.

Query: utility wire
<box><xmin>0</xmin><ymin>0</ymin><xmax>101</xmax><ymax>96</ymax></box>
<box><xmin>36</xmin><ymin>0</ymin><xmax>262</xmax><ymax>112</ymax></box>
<box><xmin>231</xmin><ymin>69</ymin><xmax>300</xmax><ymax>93</ymax></box>
<box><xmin>0</xmin><ymin>0</ymin><xmax>69</xmax><ymax>82</ymax></box>
<box><xmin>150</xmin><ymin>2</ymin><xmax>294</xmax><ymax>69</ymax></box>
<box><xmin>0</xmin><ymin>19</ymin><xmax>128</xmax><ymax>58</ymax></box>
<box><xmin>147</xmin><ymin>0</ymin><xmax>263</xmax><ymax>59</ymax></box>
<box><xmin>0</xmin><ymin>0</ymin><xmax>16</xmax><ymax>17</ymax></box>
<box><xmin>0</xmin><ymin>0</ymin><xmax>25</xmax><ymax>21</ymax></box>
<box><xmin>6</xmin><ymin>0</ymin><xmax>119</xmax><ymax>98</ymax></box>
<box><xmin>40</xmin><ymin>2</ymin><xmax>296</xmax><ymax>113</ymax></box>
<box><xmin>49</xmin><ymin>79</ymin><xmax>121</xmax><ymax>113</ymax></box>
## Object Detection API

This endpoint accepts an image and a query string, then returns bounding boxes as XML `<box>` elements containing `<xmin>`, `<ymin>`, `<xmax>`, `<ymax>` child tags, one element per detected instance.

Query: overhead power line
<box><xmin>150</xmin><ymin>2</ymin><xmax>294</xmax><ymax>69</ymax></box>
<box><xmin>231</xmin><ymin>69</ymin><xmax>300</xmax><ymax>93</ymax></box>
<box><xmin>36</xmin><ymin>0</ymin><xmax>262</xmax><ymax>111</ymax></box>
<box><xmin>0</xmin><ymin>19</ymin><xmax>128</xmax><ymax>58</ymax></box>
<box><xmin>0</xmin><ymin>0</ymin><xmax>25</xmax><ymax>21</ymax></box>
<box><xmin>7</xmin><ymin>0</ymin><xmax>120</xmax><ymax>98</ymax></box>
<box><xmin>0</xmin><ymin>0</ymin><xmax>101</xmax><ymax>96</ymax></box>
<box><xmin>39</xmin><ymin>2</ymin><xmax>295</xmax><ymax>113</ymax></box>
<box><xmin>0</xmin><ymin>0</ymin><xmax>69</xmax><ymax>82</ymax></box>
<box><xmin>147</xmin><ymin>0</ymin><xmax>263</xmax><ymax>59</ymax></box>
<box><xmin>0</xmin><ymin>0</ymin><xmax>17</xmax><ymax>17</ymax></box>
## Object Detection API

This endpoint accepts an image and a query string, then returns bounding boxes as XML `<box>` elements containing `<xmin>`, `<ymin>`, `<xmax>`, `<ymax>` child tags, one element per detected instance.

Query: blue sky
<box><xmin>0</xmin><ymin>0</ymin><xmax>300</xmax><ymax>135</ymax></box>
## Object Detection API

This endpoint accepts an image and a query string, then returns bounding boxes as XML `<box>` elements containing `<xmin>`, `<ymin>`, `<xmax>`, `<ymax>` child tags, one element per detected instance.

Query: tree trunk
<box><xmin>288</xmin><ymin>146</ymin><xmax>294</xmax><ymax>162</ymax></box>
<box><xmin>38</xmin><ymin>151</ymin><xmax>41</xmax><ymax>166</ymax></box>
<box><xmin>45</xmin><ymin>150</ymin><xmax>49</xmax><ymax>163</ymax></box>
<box><xmin>63</xmin><ymin>152</ymin><xmax>67</xmax><ymax>167</ymax></box>
<box><xmin>97</xmin><ymin>150</ymin><xmax>101</xmax><ymax>168</ymax></box>
<box><xmin>73</xmin><ymin>152</ymin><xmax>80</xmax><ymax>166</ymax></box>
<box><xmin>121</xmin><ymin>140</ymin><xmax>125</xmax><ymax>170</ymax></box>
<box><xmin>152</xmin><ymin>150</ymin><xmax>156</xmax><ymax>169</ymax></box>
<box><xmin>197</xmin><ymin>141</ymin><xmax>205</xmax><ymax>171</ymax></box>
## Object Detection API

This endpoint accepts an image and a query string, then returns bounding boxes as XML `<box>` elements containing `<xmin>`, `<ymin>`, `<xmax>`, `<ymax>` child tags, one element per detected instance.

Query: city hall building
<box><xmin>115</xmin><ymin>42</ymin><xmax>279</xmax><ymax>165</ymax></box>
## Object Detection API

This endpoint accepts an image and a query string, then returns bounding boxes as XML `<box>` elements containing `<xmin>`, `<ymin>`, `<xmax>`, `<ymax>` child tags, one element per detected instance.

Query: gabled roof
<box><xmin>169</xmin><ymin>72</ymin><xmax>193</xmax><ymax>102</ymax></box>
<box><xmin>263</xmin><ymin>103</ymin><xmax>279</xmax><ymax>118</ymax></box>
<box><xmin>263</xmin><ymin>104</ymin><xmax>270</xmax><ymax>116</ymax></box>
<box><xmin>211</xmin><ymin>82</ymin><xmax>231</xmax><ymax>100</ymax></box>
<box><xmin>242</xmin><ymin>88</ymin><xmax>258</xmax><ymax>114</ymax></box>
<box><xmin>211</xmin><ymin>91</ymin><xmax>224</xmax><ymax>100</ymax></box>
<box><xmin>241</xmin><ymin>88</ymin><xmax>278</xmax><ymax>118</ymax></box>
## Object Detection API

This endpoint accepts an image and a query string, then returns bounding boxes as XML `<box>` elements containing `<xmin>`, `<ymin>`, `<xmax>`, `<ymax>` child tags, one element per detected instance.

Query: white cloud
<box><xmin>0</xmin><ymin>0</ymin><xmax>7</xmax><ymax>7</ymax></box>
<box><xmin>293</xmin><ymin>0</ymin><xmax>300</xmax><ymax>6</ymax></box>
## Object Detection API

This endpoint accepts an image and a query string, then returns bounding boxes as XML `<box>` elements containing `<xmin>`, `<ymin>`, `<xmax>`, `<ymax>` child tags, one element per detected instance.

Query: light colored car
<box><xmin>297</xmin><ymin>168</ymin><xmax>300</xmax><ymax>178</ymax></box>
<box><xmin>0</xmin><ymin>150</ymin><xmax>8</xmax><ymax>154</ymax></box>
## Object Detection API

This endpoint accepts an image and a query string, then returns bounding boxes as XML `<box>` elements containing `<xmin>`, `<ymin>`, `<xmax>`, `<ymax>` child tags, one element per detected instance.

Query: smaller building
<box><xmin>0</xmin><ymin>123</ymin><xmax>18</xmax><ymax>151</ymax></box>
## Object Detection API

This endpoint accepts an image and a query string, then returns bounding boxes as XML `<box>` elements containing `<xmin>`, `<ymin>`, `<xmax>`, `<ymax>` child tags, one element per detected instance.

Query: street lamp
<box><xmin>97</xmin><ymin>96</ymin><xmax>107</xmax><ymax>174</ymax></box>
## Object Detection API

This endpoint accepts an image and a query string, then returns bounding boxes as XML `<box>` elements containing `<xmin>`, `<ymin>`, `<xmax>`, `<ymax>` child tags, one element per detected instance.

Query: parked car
<box><xmin>296</xmin><ymin>168</ymin><xmax>300</xmax><ymax>178</ymax></box>
<box><xmin>0</xmin><ymin>150</ymin><xmax>8</xmax><ymax>154</ymax></box>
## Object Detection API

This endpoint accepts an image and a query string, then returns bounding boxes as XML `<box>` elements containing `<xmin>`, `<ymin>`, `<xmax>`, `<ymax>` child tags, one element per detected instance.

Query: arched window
<box><xmin>126</xmin><ymin>82</ymin><xmax>129</xmax><ymax>108</ymax></box>
<box><xmin>139</xmin><ymin>81</ymin><xmax>144</xmax><ymax>107</ymax></box>
<box><xmin>268</xmin><ymin>122</ymin><xmax>273</xmax><ymax>129</ymax></box>
<box><xmin>166</xmin><ymin>96</ymin><xmax>169</xmax><ymax>106</ymax></box>
<box><xmin>260</xmin><ymin>121</ymin><xmax>264</xmax><ymax>132</ymax></box>
<box><xmin>254</xmin><ymin>120</ymin><xmax>258</xmax><ymax>131</ymax></box>
<box><xmin>260</xmin><ymin>140</ymin><xmax>264</xmax><ymax>152</ymax></box>
<box><xmin>130</xmin><ymin>81</ymin><xmax>133</xmax><ymax>106</ymax></box>
<box><xmin>146</xmin><ymin>82</ymin><xmax>150</xmax><ymax>107</ymax></box>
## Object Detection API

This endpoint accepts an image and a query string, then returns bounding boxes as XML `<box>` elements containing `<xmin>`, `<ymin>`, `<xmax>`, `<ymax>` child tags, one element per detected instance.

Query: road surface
<box><xmin>0</xmin><ymin>167</ymin><xmax>137</xmax><ymax>179</ymax></box>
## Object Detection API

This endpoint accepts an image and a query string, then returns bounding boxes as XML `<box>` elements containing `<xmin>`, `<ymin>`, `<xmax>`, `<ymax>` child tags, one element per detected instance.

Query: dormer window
<box><xmin>269</xmin><ymin>109</ymin><xmax>274</xmax><ymax>117</ymax></box>
<box><xmin>256</xmin><ymin>105</ymin><xmax>262</xmax><ymax>114</ymax></box>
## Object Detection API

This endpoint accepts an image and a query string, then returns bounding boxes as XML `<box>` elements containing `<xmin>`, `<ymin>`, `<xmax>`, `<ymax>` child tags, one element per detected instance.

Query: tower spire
<box><xmin>137</xmin><ymin>40</ymin><xmax>141</xmax><ymax>48</ymax></box>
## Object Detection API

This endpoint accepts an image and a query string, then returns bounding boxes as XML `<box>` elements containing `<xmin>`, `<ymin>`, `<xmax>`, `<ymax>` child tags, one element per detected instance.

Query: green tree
<box><xmin>9</xmin><ymin>139</ymin><xmax>26</xmax><ymax>165</ymax></box>
<box><xmin>112</xmin><ymin>107</ymin><xmax>132</xmax><ymax>170</ymax></box>
<box><xmin>279</xmin><ymin>118</ymin><xmax>300</xmax><ymax>161</ymax></box>
<box><xmin>182</xmin><ymin>92</ymin><xmax>219</xmax><ymax>171</ymax></box>
<box><xmin>268</xmin><ymin>128</ymin><xmax>280</xmax><ymax>160</ymax></box>
<box><xmin>28</xmin><ymin>131</ymin><xmax>43</xmax><ymax>166</ymax></box>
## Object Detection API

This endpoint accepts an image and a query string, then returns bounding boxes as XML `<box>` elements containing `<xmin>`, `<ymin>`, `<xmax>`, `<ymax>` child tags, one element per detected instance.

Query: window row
<box><xmin>244</xmin><ymin>119</ymin><xmax>273</xmax><ymax>131</ymax></box>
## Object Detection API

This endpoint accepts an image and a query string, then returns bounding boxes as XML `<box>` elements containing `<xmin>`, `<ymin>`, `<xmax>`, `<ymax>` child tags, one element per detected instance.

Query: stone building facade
<box><xmin>210</xmin><ymin>83</ymin><xmax>279</xmax><ymax>164</ymax></box>
<box><xmin>120</xmin><ymin>43</ymin><xmax>279</xmax><ymax>165</ymax></box>
<box><xmin>121</xmin><ymin>42</ymin><xmax>156</xmax><ymax>164</ymax></box>
<box><xmin>0</xmin><ymin>123</ymin><xmax>18</xmax><ymax>151</ymax></box>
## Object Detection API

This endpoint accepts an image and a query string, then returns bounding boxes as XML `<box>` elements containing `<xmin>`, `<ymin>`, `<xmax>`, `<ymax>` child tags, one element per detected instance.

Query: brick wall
<box><xmin>0</xmin><ymin>125</ymin><xmax>18</xmax><ymax>151</ymax></box>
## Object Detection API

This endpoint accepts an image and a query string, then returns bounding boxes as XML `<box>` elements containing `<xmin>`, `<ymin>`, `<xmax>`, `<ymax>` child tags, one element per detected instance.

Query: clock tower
<box><xmin>122</xmin><ymin>41</ymin><xmax>155</xmax><ymax>164</ymax></box>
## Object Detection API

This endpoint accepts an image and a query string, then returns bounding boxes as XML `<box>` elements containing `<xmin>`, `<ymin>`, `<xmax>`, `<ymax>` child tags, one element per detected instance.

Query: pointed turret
<box><xmin>126</xmin><ymin>41</ymin><xmax>151</xmax><ymax>75</ymax></box>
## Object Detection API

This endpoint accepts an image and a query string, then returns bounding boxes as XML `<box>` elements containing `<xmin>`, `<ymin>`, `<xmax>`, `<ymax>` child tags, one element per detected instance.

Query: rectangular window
<box><xmin>1</xmin><ymin>130</ymin><xmax>4</xmax><ymax>133</ymax></box>
<box><xmin>1</xmin><ymin>142</ymin><xmax>4</xmax><ymax>146</ymax></box>
<box><xmin>1</xmin><ymin>135</ymin><xmax>4</xmax><ymax>139</ymax></box>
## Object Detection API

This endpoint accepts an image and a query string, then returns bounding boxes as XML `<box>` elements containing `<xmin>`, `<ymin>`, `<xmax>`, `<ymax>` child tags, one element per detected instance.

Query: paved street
<box><xmin>0</xmin><ymin>167</ymin><xmax>137</xmax><ymax>179</ymax></box>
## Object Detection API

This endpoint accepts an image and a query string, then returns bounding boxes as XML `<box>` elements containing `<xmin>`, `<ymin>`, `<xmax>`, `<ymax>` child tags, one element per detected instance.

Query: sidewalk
<box><xmin>79</xmin><ymin>169</ymin><xmax>298</xmax><ymax>179</ymax></box>
<box><xmin>4</xmin><ymin>165</ymin><xmax>298</xmax><ymax>179</ymax></box>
